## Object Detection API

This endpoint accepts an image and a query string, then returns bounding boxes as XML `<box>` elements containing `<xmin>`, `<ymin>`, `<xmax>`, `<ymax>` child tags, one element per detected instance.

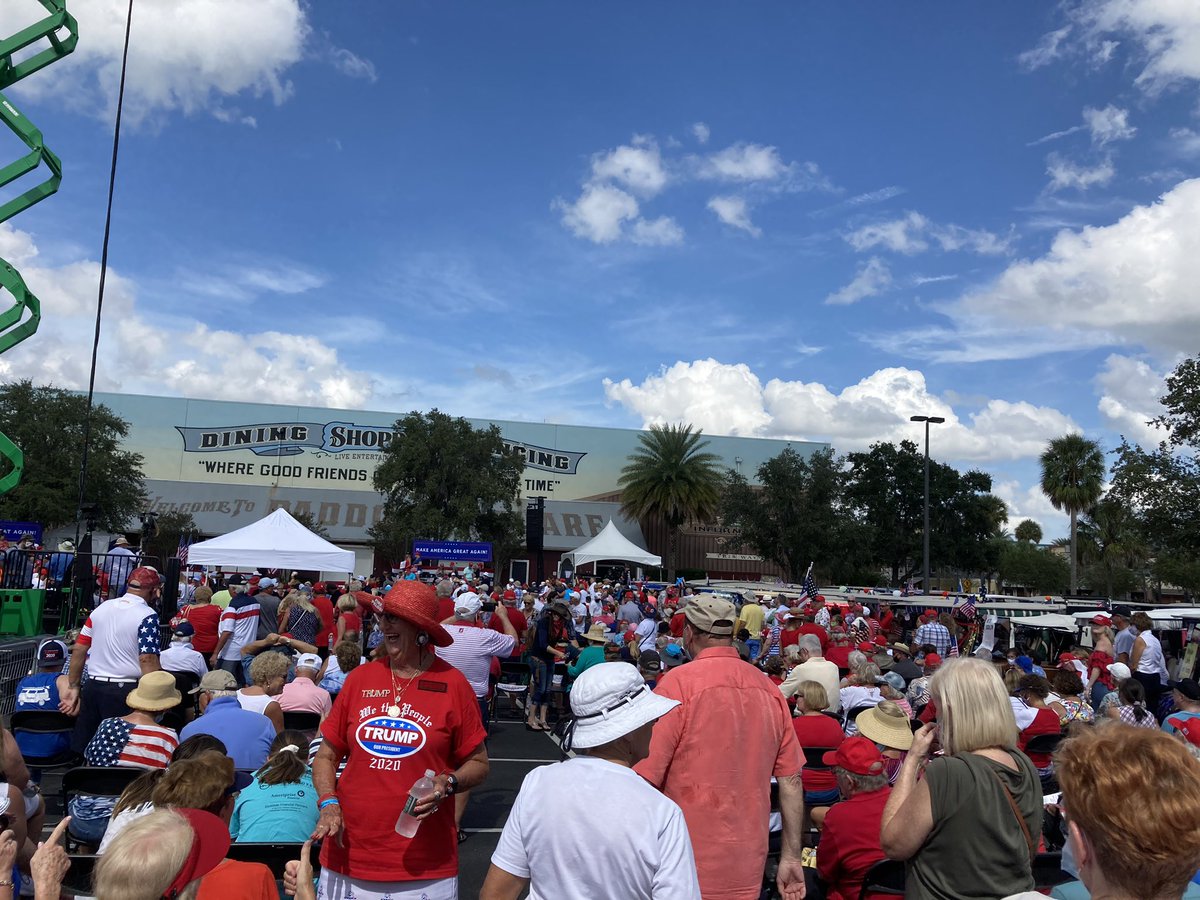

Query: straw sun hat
<box><xmin>855</xmin><ymin>700</ymin><xmax>913</xmax><ymax>751</ymax></box>
<box><xmin>125</xmin><ymin>671</ymin><xmax>183</xmax><ymax>712</ymax></box>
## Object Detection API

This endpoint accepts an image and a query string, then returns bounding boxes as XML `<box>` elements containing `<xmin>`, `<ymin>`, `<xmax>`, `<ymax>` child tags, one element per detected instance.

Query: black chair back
<box><xmin>843</xmin><ymin>704</ymin><xmax>876</xmax><ymax>729</ymax></box>
<box><xmin>10</xmin><ymin>709</ymin><xmax>75</xmax><ymax>734</ymax></box>
<box><xmin>1032</xmin><ymin>851</ymin><xmax>1072</xmax><ymax>889</ymax></box>
<box><xmin>802</xmin><ymin>745</ymin><xmax>838</xmax><ymax>770</ymax></box>
<box><xmin>60</xmin><ymin>766</ymin><xmax>145</xmax><ymax>811</ymax></box>
<box><xmin>226</xmin><ymin>842</ymin><xmax>323</xmax><ymax>879</ymax></box>
<box><xmin>859</xmin><ymin>857</ymin><xmax>906</xmax><ymax>898</ymax></box>
<box><xmin>1024</xmin><ymin>731</ymin><xmax>1066</xmax><ymax>755</ymax></box>
<box><xmin>62</xmin><ymin>854</ymin><xmax>96</xmax><ymax>895</ymax></box>
<box><xmin>282</xmin><ymin>710</ymin><xmax>322</xmax><ymax>733</ymax></box>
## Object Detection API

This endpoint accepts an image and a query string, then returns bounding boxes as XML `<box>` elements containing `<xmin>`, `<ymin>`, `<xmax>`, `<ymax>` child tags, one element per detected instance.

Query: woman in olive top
<box><xmin>568</xmin><ymin>624</ymin><xmax>610</xmax><ymax>679</ymax></box>
<box><xmin>880</xmin><ymin>657</ymin><xmax>1042</xmax><ymax>900</ymax></box>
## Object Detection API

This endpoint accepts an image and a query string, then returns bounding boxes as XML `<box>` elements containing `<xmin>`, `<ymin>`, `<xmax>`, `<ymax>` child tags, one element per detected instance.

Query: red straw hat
<box><xmin>1091</xmin><ymin>614</ymin><xmax>1112</xmax><ymax>626</ymax></box>
<box><xmin>375</xmin><ymin>581</ymin><xmax>453</xmax><ymax>647</ymax></box>
<box><xmin>352</xmin><ymin>590</ymin><xmax>375</xmax><ymax>610</ymax></box>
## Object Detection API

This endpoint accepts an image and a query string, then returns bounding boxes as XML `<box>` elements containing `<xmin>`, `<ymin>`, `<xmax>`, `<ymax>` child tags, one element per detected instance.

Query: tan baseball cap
<box><xmin>682</xmin><ymin>594</ymin><xmax>737</xmax><ymax>636</ymax></box>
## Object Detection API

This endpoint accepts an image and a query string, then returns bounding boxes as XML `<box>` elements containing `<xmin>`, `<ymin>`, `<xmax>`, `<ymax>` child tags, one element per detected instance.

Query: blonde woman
<box><xmin>335</xmin><ymin>594</ymin><xmax>362</xmax><ymax>645</ymax></box>
<box><xmin>881</xmin><ymin>657</ymin><xmax>1041</xmax><ymax>899</ymax></box>
<box><xmin>1086</xmin><ymin>614</ymin><xmax>1116</xmax><ymax>709</ymax></box>
<box><xmin>278</xmin><ymin>590</ymin><xmax>321</xmax><ymax>647</ymax></box>
<box><xmin>237</xmin><ymin>653</ymin><xmax>286</xmax><ymax>734</ymax></box>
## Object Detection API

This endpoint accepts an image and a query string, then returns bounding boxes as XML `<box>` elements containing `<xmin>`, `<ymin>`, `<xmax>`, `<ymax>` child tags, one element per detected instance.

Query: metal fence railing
<box><xmin>0</xmin><ymin>638</ymin><xmax>39</xmax><ymax>719</ymax></box>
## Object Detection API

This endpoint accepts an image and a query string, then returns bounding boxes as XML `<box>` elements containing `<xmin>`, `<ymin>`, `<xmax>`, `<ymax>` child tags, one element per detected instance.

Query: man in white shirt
<box><xmin>436</xmin><ymin>592</ymin><xmax>518</xmax><ymax>835</ymax></box>
<box><xmin>481</xmin><ymin>663</ymin><xmax>698</xmax><ymax>900</ymax></box>
<box><xmin>62</xmin><ymin>565</ymin><xmax>163</xmax><ymax>751</ymax></box>
<box><xmin>159</xmin><ymin>621</ymin><xmax>207</xmax><ymax>684</ymax></box>
<box><xmin>105</xmin><ymin>535</ymin><xmax>137</xmax><ymax>597</ymax></box>
<box><xmin>779</xmin><ymin>633</ymin><xmax>842</xmax><ymax>713</ymax></box>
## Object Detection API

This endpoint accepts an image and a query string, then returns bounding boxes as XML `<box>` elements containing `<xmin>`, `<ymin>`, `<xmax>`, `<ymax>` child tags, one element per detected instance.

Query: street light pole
<box><xmin>910</xmin><ymin>415</ymin><xmax>945</xmax><ymax>595</ymax></box>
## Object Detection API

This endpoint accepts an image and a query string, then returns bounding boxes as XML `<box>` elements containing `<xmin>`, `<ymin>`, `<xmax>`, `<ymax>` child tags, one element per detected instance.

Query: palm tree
<box><xmin>1039</xmin><ymin>434</ymin><xmax>1105</xmax><ymax>595</ymax></box>
<box><xmin>1077</xmin><ymin>498</ymin><xmax>1148</xmax><ymax>601</ymax></box>
<box><xmin>618</xmin><ymin>423</ymin><xmax>724</xmax><ymax>581</ymax></box>
<box><xmin>1014</xmin><ymin>519</ymin><xmax>1043</xmax><ymax>544</ymax></box>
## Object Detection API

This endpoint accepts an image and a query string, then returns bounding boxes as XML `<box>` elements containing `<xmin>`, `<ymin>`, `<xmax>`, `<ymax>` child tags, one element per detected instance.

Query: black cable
<box><xmin>69</xmin><ymin>0</ymin><xmax>135</xmax><ymax>623</ymax></box>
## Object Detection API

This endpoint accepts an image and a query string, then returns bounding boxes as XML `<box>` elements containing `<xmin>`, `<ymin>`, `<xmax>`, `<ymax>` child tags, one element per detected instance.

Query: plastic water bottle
<box><xmin>395</xmin><ymin>769</ymin><xmax>437</xmax><ymax>837</ymax></box>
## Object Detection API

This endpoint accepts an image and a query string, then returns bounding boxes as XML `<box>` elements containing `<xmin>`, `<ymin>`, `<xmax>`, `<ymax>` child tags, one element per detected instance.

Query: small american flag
<box><xmin>176</xmin><ymin>532</ymin><xmax>193</xmax><ymax>566</ymax></box>
<box><xmin>802</xmin><ymin>573</ymin><xmax>819</xmax><ymax>601</ymax></box>
<box><xmin>955</xmin><ymin>584</ymin><xmax>982</xmax><ymax>621</ymax></box>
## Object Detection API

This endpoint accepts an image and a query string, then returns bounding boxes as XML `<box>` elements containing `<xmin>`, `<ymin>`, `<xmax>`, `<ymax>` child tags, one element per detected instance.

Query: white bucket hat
<box><xmin>566</xmin><ymin>663</ymin><xmax>679</xmax><ymax>750</ymax></box>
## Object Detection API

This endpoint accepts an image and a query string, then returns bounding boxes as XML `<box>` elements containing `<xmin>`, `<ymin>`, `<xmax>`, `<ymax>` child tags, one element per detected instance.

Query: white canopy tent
<box><xmin>561</xmin><ymin>519</ymin><xmax>661</xmax><ymax>569</ymax></box>
<box><xmin>186</xmin><ymin>508</ymin><xmax>355</xmax><ymax>572</ymax></box>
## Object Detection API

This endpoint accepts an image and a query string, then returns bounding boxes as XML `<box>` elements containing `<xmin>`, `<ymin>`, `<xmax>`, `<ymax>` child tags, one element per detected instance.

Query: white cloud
<box><xmin>555</xmin><ymin>184</ymin><xmax>639</xmax><ymax>244</ymax></box>
<box><xmin>846</xmin><ymin>212</ymin><xmax>1011</xmax><ymax>255</ymax></box>
<box><xmin>630</xmin><ymin>216</ymin><xmax>685</xmax><ymax>247</ymax></box>
<box><xmin>590</xmin><ymin>137</ymin><xmax>669</xmax><ymax>197</ymax></box>
<box><xmin>892</xmin><ymin>178</ymin><xmax>1200</xmax><ymax>360</ymax></box>
<box><xmin>1019</xmin><ymin>26</ymin><xmax>1073</xmax><ymax>71</ymax></box>
<box><xmin>698</xmin><ymin>142</ymin><xmax>788</xmax><ymax>182</ymax></box>
<box><xmin>992</xmin><ymin>480</ymin><xmax>1070</xmax><ymax>540</ymax></box>
<box><xmin>1083</xmin><ymin>104</ymin><xmax>1136</xmax><ymax>144</ymax></box>
<box><xmin>327</xmin><ymin>47</ymin><xmax>378</xmax><ymax>83</ymax></box>
<box><xmin>1094</xmin><ymin>353</ymin><xmax>1171</xmax><ymax>445</ymax></box>
<box><xmin>1045</xmin><ymin>153</ymin><xmax>1116</xmax><ymax>191</ymax></box>
<box><xmin>692</xmin><ymin>122</ymin><xmax>710</xmax><ymax>144</ymax></box>
<box><xmin>0</xmin><ymin>223</ymin><xmax>374</xmax><ymax>408</ymax></box>
<box><xmin>1027</xmin><ymin>125</ymin><xmax>1085</xmax><ymax>147</ymax></box>
<box><xmin>604</xmin><ymin>358</ymin><xmax>1080</xmax><ymax>463</ymax></box>
<box><xmin>3</xmin><ymin>0</ymin><xmax>310</xmax><ymax>125</ymax></box>
<box><xmin>706</xmin><ymin>195</ymin><xmax>761</xmax><ymax>236</ymax></box>
<box><xmin>1079</xmin><ymin>0</ymin><xmax>1200</xmax><ymax>92</ymax></box>
<box><xmin>825</xmin><ymin>257</ymin><xmax>891</xmax><ymax>305</ymax></box>
<box><xmin>1170</xmin><ymin>127</ymin><xmax>1200</xmax><ymax>156</ymax></box>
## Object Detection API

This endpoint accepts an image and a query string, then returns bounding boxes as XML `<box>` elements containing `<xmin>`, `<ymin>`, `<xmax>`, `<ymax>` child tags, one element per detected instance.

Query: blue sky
<box><xmin>1</xmin><ymin>0</ymin><xmax>1199</xmax><ymax>538</ymax></box>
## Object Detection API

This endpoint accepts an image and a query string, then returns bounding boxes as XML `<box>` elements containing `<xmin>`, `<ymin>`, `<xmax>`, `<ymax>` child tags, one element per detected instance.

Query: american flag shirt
<box><xmin>70</xmin><ymin>718</ymin><xmax>178</xmax><ymax>823</ymax></box>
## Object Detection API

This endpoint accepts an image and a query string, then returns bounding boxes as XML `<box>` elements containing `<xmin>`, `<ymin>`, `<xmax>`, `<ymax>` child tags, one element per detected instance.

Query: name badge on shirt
<box><xmin>417</xmin><ymin>680</ymin><xmax>447</xmax><ymax>693</ymax></box>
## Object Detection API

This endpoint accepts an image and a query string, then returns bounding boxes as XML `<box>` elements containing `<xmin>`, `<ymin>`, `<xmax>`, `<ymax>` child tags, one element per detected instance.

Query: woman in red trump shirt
<box><xmin>311</xmin><ymin>580</ymin><xmax>489</xmax><ymax>899</ymax></box>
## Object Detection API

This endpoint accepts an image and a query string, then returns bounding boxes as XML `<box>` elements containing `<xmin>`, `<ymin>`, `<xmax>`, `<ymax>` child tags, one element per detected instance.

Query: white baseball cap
<box><xmin>455</xmin><ymin>593</ymin><xmax>482</xmax><ymax>618</ymax></box>
<box><xmin>295</xmin><ymin>653</ymin><xmax>322</xmax><ymax>671</ymax></box>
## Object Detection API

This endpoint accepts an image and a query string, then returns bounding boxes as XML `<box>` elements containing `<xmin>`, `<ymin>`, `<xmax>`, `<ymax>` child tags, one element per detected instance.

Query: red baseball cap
<box><xmin>127</xmin><ymin>566</ymin><xmax>162</xmax><ymax>589</ymax></box>
<box><xmin>1058</xmin><ymin>652</ymin><xmax>1078</xmax><ymax>666</ymax></box>
<box><xmin>1091</xmin><ymin>614</ymin><xmax>1112</xmax><ymax>626</ymax></box>
<box><xmin>163</xmin><ymin>808</ymin><xmax>231</xmax><ymax>897</ymax></box>
<box><xmin>873</xmin><ymin>635</ymin><xmax>888</xmax><ymax>646</ymax></box>
<box><xmin>822</xmin><ymin>736</ymin><xmax>885</xmax><ymax>775</ymax></box>
<box><xmin>924</xmin><ymin>653</ymin><xmax>943</xmax><ymax>667</ymax></box>
<box><xmin>1176</xmin><ymin>718</ymin><xmax>1200</xmax><ymax>748</ymax></box>
<box><xmin>856</xmin><ymin>642</ymin><xmax>875</xmax><ymax>653</ymax></box>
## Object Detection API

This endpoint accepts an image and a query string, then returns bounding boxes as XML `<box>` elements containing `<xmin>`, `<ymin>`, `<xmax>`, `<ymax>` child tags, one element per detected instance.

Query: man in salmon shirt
<box><xmin>635</xmin><ymin>594</ymin><xmax>805</xmax><ymax>899</ymax></box>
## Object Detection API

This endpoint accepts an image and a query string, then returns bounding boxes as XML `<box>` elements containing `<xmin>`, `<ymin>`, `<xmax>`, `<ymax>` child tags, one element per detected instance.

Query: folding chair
<box><xmin>1025</xmin><ymin>731</ymin><xmax>1066</xmax><ymax>793</ymax></box>
<box><xmin>59</xmin><ymin>766</ymin><xmax>145</xmax><ymax>849</ymax></box>
<box><xmin>801</xmin><ymin>746</ymin><xmax>839</xmax><ymax>846</ymax></box>
<box><xmin>491</xmin><ymin>660</ymin><xmax>531</xmax><ymax>725</ymax></box>
<box><xmin>282</xmin><ymin>710</ymin><xmax>322</xmax><ymax>734</ymax></box>
<box><xmin>10</xmin><ymin>709</ymin><xmax>77</xmax><ymax>773</ymax></box>
<box><xmin>226</xmin><ymin>842</ymin><xmax>323</xmax><ymax>879</ymax></box>
<box><xmin>859</xmin><ymin>858</ymin><xmax>906</xmax><ymax>898</ymax></box>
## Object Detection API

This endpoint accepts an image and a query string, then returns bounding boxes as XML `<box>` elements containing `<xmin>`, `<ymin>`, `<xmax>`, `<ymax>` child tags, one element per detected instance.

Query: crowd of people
<box><xmin>0</xmin><ymin>562</ymin><xmax>1197</xmax><ymax>899</ymax></box>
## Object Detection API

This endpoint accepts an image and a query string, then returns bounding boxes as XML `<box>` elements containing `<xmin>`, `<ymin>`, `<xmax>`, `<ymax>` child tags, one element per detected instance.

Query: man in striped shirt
<box><xmin>212</xmin><ymin>578</ymin><xmax>259</xmax><ymax>684</ymax></box>
<box><xmin>914</xmin><ymin>611</ymin><xmax>955</xmax><ymax>658</ymax></box>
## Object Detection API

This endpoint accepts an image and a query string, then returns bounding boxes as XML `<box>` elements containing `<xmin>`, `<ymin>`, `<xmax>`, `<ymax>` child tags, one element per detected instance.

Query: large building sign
<box><xmin>92</xmin><ymin>392</ymin><xmax>826</xmax><ymax>551</ymax></box>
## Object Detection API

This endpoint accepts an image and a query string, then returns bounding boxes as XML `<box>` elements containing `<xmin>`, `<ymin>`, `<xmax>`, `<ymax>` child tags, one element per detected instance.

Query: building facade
<box><xmin>91</xmin><ymin>392</ymin><xmax>828</xmax><ymax>579</ymax></box>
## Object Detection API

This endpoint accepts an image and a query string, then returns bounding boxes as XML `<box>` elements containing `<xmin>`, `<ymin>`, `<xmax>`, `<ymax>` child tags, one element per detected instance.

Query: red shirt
<box><xmin>436</xmin><ymin>597</ymin><xmax>456</xmax><ymax>623</ymax></box>
<box><xmin>826</xmin><ymin>644</ymin><xmax>853</xmax><ymax>669</ymax></box>
<box><xmin>779</xmin><ymin>625</ymin><xmax>803</xmax><ymax>650</ymax></box>
<box><xmin>489</xmin><ymin>607</ymin><xmax>527</xmax><ymax>651</ymax></box>
<box><xmin>816</xmin><ymin>786</ymin><xmax>893</xmax><ymax>900</ymax></box>
<box><xmin>311</xmin><ymin>595</ymin><xmax>335</xmax><ymax>649</ymax></box>
<box><xmin>1018</xmin><ymin>707</ymin><xmax>1061</xmax><ymax>768</ymax></box>
<box><xmin>793</xmin><ymin>714</ymin><xmax>845</xmax><ymax>792</ymax></box>
<box><xmin>1088</xmin><ymin>649</ymin><xmax>1114</xmax><ymax>689</ymax></box>
<box><xmin>197</xmin><ymin>860</ymin><xmax>276</xmax><ymax>900</ymax></box>
<box><xmin>798</xmin><ymin>623</ymin><xmax>830</xmax><ymax>653</ymax></box>
<box><xmin>635</xmin><ymin>646</ymin><xmax>802</xmax><ymax>899</ymax></box>
<box><xmin>319</xmin><ymin>657</ymin><xmax>487</xmax><ymax>881</ymax></box>
<box><xmin>670</xmin><ymin>612</ymin><xmax>686</xmax><ymax>638</ymax></box>
<box><xmin>180</xmin><ymin>603</ymin><xmax>221</xmax><ymax>654</ymax></box>
<box><xmin>339</xmin><ymin>611</ymin><xmax>362</xmax><ymax>638</ymax></box>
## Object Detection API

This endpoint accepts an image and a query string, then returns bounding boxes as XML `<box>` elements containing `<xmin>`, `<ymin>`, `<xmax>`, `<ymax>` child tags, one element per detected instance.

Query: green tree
<box><xmin>1076</xmin><ymin>497</ymin><xmax>1147</xmax><ymax>600</ymax></box>
<box><xmin>997</xmin><ymin>540</ymin><xmax>1070</xmax><ymax>595</ymax></box>
<box><xmin>718</xmin><ymin>447</ymin><xmax>874</xmax><ymax>583</ymax></box>
<box><xmin>1014</xmin><ymin>519</ymin><xmax>1043</xmax><ymax>544</ymax></box>
<box><xmin>1039</xmin><ymin>434</ymin><xmax>1105</xmax><ymax>595</ymax></box>
<box><xmin>0</xmin><ymin>380</ymin><xmax>146</xmax><ymax>531</ymax></box>
<box><xmin>141</xmin><ymin>510</ymin><xmax>198</xmax><ymax>568</ymax></box>
<box><xmin>618</xmin><ymin>423</ymin><xmax>724</xmax><ymax>581</ymax></box>
<box><xmin>369</xmin><ymin>410</ymin><xmax>524</xmax><ymax>575</ymax></box>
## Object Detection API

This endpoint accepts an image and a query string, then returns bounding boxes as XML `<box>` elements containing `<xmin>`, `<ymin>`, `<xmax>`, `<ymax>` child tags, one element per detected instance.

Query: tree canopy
<box><xmin>618</xmin><ymin>423</ymin><xmax>724</xmax><ymax>580</ymax></box>
<box><xmin>1040</xmin><ymin>433</ymin><xmax>1105</xmax><ymax>595</ymax></box>
<box><xmin>718</xmin><ymin>447</ymin><xmax>874</xmax><ymax>584</ymax></box>
<box><xmin>0</xmin><ymin>381</ymin><xmax>146</xmax><ymax>532</ymax></box>
<box><xmin>369</xmin><ymin>410</ymin><xmax>524</xmax><ymax>573</ymax></box>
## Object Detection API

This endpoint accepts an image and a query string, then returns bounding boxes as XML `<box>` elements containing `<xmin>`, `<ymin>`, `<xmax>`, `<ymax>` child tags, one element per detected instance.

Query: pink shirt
<box><xmin>278</xmin><ymin>676</ymin><xmax>332</xmax><ymax>717</ymax></box>
<box><xmin>635</xmin><ymin>646</ymin><xmax>802</xmax><ymax>899</ymax></box>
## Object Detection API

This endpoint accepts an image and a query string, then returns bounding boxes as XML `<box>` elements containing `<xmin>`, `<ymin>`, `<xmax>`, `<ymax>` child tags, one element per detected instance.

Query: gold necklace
<box><xmin>387</xmin><ymin>661</ymin><xmax>424</xmax><ymax>717</ymax></box>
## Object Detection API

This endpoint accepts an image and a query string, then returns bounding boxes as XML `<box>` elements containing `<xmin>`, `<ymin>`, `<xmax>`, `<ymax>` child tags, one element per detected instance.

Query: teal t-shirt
<box><xmin>230</xmin><ymin>771</ymin><xmax>319</xmax><ymax>843</ymax></box>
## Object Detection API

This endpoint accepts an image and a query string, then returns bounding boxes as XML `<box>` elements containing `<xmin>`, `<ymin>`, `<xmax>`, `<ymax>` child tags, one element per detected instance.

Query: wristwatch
<box><xmin>444</xmin><ymin>773</ymin><xmax>459</xmax><ymax>796</ymax></box>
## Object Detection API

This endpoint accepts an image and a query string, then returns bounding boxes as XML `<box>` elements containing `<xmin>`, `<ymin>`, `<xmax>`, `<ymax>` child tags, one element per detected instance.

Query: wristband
<box><xmin>318</xmin><ymin>795</ymin><xmax>339</xmax><ymax>810</ymax></box>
